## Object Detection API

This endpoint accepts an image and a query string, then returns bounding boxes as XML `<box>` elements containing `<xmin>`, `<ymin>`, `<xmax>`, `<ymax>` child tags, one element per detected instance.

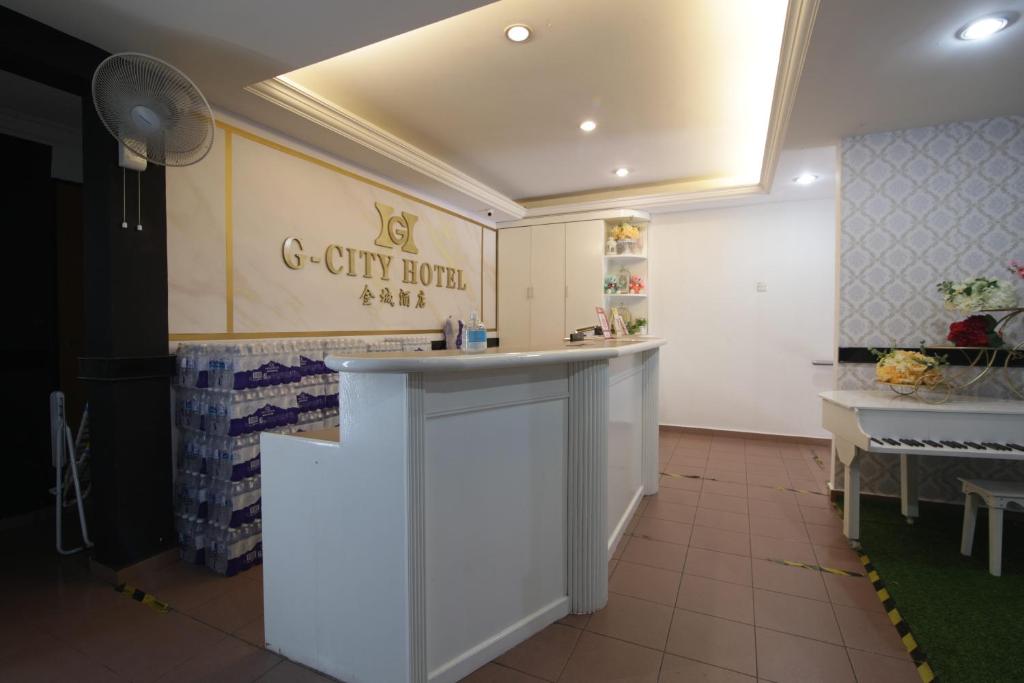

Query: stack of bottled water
<box><xmin>173</xmin><ymin>335</ymin><xmax>432</xmax><ymax>575</ymax></box>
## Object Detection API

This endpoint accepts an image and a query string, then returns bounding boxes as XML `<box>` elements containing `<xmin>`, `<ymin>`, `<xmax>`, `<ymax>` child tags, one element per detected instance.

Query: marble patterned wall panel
<box><xmin>838</xmin><ymin>115</ymin><xmax>1024</xmax><ymax>502</ymax></box>
<box><xmin>167</xmin><ymin>121</ymin><xmax>496</xmax><ymax>338</ymax></box>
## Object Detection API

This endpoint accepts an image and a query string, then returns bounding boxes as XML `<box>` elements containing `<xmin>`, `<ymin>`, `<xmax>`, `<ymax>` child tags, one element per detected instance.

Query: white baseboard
<box><xmin>428</xmin><ymin>596</ymin><xmax>570</xmax><ymax>683</ymax></box>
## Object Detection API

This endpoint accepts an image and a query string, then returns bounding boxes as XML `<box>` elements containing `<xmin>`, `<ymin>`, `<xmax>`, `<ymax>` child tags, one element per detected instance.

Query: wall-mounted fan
<box><xmin>92</xmin><ymin>52</ymin><xmax>215</xmax><ymax>229</ymax></box>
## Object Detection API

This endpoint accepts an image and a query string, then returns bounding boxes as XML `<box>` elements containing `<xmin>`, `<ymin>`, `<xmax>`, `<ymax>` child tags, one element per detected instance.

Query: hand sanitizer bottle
<box><xmin>462</xmin><ymin>311</ymin><xmax>487</xmax><ymax>353</ymax></box>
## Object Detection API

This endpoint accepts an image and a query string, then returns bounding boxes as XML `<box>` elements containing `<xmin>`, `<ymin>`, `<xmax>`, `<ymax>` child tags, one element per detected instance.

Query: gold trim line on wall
<box><xmin>169</xmin><ymin>329</ymin><xmax>497</xmax><ymax>342</ymax></box>
<box><xmin>213</xmin><ymin>120</ymin><xmax>496</xmax><ymax>231</ymax></box>
<box><xmin>224</xmin><ymin>127</ymin><xmax>234</xmax><ymax>333</ymax></box>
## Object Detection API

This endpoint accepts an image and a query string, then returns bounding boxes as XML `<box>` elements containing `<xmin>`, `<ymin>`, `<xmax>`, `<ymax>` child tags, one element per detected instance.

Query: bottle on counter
<box><xmin>462</xmin><ymin>311</ymin><xmax>487</xmax><ymax>353</ymax></box>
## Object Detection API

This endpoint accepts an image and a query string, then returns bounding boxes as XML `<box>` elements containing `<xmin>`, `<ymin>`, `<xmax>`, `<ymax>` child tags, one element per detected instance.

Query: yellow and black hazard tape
<box><xmin>659</xmin><ymin>470</ymin><xmax>826</xmax><ymax>497</ymax></box>
<box><xmin>767</xmin><ymin>558</ymin><xmax>863</xmax><ymax>577</ymax></box>
<box><xmin>115</xmin><ymin>583</ymin><xmax>170</xmax><ymax>614</ymax></box>
<box><xmin>857</xmin><ymin>552</ymin><xmax>936</xmax><ymax>683</ymax></box>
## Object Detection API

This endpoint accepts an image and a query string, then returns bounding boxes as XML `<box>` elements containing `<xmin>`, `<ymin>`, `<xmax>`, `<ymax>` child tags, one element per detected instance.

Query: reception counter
<box><xmin>260</xmin><ymin>337</ymin><xmax>665</xmax><ymax>683</ymax></box>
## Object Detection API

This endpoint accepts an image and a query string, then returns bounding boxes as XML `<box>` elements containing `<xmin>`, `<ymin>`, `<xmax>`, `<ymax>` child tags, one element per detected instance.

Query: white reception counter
<box><xmin>260</xmin><ymin>337</ymin><xmax>665</xmax><ymax>683</ymax></box>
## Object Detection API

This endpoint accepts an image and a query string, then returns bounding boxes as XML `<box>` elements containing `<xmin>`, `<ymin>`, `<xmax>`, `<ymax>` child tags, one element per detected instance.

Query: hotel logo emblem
<box><xmin>373</xmin><ymin>202</ymin><xmax>419</xmax><ymax>255</ymax></box>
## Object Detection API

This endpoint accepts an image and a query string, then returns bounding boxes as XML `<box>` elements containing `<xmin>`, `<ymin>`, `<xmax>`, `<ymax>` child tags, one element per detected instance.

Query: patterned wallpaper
<box><xmin>838</xmin><ymin>114</ymin><xmax>1024</xmax><ymax>502</ymax></box>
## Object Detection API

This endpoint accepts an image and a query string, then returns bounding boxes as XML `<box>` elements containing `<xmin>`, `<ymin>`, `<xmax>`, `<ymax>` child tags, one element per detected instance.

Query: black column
<box><xmin>81</xmin><ymin>103</ymin><xmax>174</xmax><ymax>569</ymax></box>
<box><xmin>1</xmin><ymin>6</ymin><xmax>175</xmax><ymax>569</ymax></box>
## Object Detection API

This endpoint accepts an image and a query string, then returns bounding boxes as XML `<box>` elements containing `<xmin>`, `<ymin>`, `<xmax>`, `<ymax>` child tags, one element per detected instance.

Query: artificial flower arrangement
<box><xmin>610</xmin><ymin>223</ymin><xmax>641</xmax><ymax>241</ymax></box>
<box><xmin>626</xmin><ymin>317</ymin><xmax>648</xmax><ymax>335</ymax></box>
<box><xmin>604</xmin><ymin>275</ymin><xmax>620</xmax><ymax>294</ymax></box>
<box><xmin>870</xmin><ymin>348</ymin><xmax>947</xmax><ymax>386</ymax></box>
<box><xmin>947</xmin><ymin>314</ymin><xmax>1004</xmax><ymax>348</ymax></box>
<box><xmin>936</xmin><ymin>276</ymin><xmax>1018</xmax><ymax>312</ymax></box>
<box><xmin>937</xmin><ymin>269</ymin><xmax>1021</xmax><ymax>347</ymax></box>
<box><xmin>609</xmin><ymin>223</ymin><xmax>643</xmax><ymax>254</ymax></box>
<box><xmin>628</xmin><ymin>274</ymin><xmax>645</xmax><ymax>294</ymax></box>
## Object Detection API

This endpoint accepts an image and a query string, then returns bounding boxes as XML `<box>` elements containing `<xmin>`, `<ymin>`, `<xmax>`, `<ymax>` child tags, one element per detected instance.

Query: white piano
<box><xmin>820</xmin><ymin>390</ymin><xmax>1024</xmax><ymax>544</ymax></box>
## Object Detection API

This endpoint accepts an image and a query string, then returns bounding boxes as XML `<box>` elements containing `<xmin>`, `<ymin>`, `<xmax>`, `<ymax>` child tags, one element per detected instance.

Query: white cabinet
<box><xmin>529</xmin><ymin>224</ymin><xmax>566</xmax><ymax>345</ymax></box>
<box><xmin>498</xmin><ymin>224</ymin><xmax>566</xmax><ymax>347</ymax></box>
<box><xmin>565</xmin><ymin>220</ymin><xmax>606</xmax><ymax>332</ymax></box>
<box><xmin>497</xmin><ymin>227</ymin><xmax>532</xmax><ymax>349</ymax></box>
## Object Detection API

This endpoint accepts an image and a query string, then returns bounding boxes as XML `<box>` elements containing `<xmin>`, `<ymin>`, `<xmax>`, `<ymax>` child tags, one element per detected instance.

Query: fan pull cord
<box><xmin>121</xmin><ymin>168</ymin><xmax>128</xmax><ymax>229</ymax></box>
<box><xmin>136</xmin><ymin>171</ymin><xmax>143</xmax><ymax>231</ymax></box>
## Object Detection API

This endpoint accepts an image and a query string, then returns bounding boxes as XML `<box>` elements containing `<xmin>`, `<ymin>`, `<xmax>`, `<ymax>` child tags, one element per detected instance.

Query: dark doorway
<box><xmin>0</xmin><ymin>134</ymin><xmax>60</xmax><ymax>518</ymax></box>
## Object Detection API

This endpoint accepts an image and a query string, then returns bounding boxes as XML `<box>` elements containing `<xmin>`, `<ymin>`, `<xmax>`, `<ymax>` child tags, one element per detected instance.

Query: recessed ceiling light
<box><xmin>579</xmin><ymin>120</ymin><xmax>597</xmax><ymax>132</ymax></box>
<box><xmin>794</xmin><ymin>173</ymin><xmax>819</xmax><ymax>185</ymax></box>
<box><xmin>956</xmin><ymin>13</ymin><xmax>1016</xmax><ymax>40</ymax></box>
<box><xmin>614</xmin><ymin>167</ymin><xmax>630</xmax><ymax>178</ymax></box>
<box><xmin>505</xmin><ymin>24</ymin><xmax>532</xmax><ymax>43</ymax></box>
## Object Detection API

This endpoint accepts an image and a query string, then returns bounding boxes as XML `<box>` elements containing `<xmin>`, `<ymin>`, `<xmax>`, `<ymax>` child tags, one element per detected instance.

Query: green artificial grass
<box><xmin>845</xmin><ymin>495</ymin><xmax>1024</xmax><ymax>682</ymax></box>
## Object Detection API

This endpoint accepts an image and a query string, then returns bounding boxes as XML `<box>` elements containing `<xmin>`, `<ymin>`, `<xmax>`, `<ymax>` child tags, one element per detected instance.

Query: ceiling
<box><xmin>3</xmin><ymin>0</ymin><xmax>1022</xmax><ymax>220</ymax></box>
<box><xmin>786</xmin><ymin>0</ymin><xmax>1024</xmax><ymax>148</ymax></box>
<box><xmin>282</xmin><ymin>0</ymin><xmax>788</xmax><ymax>201</ymax></box>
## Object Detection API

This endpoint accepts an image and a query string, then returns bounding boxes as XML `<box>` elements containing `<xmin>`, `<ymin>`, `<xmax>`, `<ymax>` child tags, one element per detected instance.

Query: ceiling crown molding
<box><xmin>245</xmin><ymin>76</ymin><xmax>526</xmax><ymax>219</ymax></box>
<box><xmin>758</xmin><ymin>0</ymin><xmax>820</xmax><ymax>192</ymax></box>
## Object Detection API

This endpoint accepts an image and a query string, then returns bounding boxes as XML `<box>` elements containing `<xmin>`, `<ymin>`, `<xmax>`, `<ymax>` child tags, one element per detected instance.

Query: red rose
<box><xmin>947</xmin><ymin>315</ymin><xmax>1001</xmax><ymax>347</ymax></box>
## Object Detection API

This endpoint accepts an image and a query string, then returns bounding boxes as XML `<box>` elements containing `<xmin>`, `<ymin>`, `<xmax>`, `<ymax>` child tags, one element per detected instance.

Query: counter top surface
<box><xmin>326</xmin><ymin>337</ymin><xmax>666</xmax><ymax>373</ymax></box>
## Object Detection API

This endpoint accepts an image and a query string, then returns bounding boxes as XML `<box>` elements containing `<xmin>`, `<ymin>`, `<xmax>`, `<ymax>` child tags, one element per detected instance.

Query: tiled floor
<box><xmin>482</xmin><ymin>432</ymin><xmax>921</xmax><ymax>683</ymax></box>
<box><xmin>0</xmin><ymin>432</ymin><xmax>920</xmax><ymax>682</ymax></box>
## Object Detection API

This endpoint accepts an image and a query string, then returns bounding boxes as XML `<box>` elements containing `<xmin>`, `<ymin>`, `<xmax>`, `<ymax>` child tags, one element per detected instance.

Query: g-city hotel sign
<box><xmin>281</xmin><ymin>202</ymin><xmax>469</xmax><ymax>307</ymax></box>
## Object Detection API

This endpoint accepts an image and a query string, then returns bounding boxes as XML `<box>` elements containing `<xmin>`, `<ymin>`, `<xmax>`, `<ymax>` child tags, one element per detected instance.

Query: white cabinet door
<box><xmin>529</xmin><ymin>224</ymin><xmax>566</xmax><ymax>346</ymax></box>
<box><xmin>564</xmin><ymin>220</ymin><xmax>605</xmax><ymax>333</ymax></box>
<box><xmin>497</xmin><ymin>227</ymin><xmax>532</xmax><ymax>349</ymax></box>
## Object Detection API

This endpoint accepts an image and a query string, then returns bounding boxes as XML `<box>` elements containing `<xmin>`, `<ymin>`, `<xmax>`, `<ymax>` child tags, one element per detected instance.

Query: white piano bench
<box><xmin>959</xmin><ymin>479</ymin><xmax>1024</xmax><ymax>577</ymax></box>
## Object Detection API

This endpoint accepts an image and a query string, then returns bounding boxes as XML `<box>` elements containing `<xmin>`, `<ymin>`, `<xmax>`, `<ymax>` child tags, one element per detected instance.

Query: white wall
<box><xmin>652</xmin><ymin>196</ymin><xmax>836</xmax><ymax>438</ymax></box>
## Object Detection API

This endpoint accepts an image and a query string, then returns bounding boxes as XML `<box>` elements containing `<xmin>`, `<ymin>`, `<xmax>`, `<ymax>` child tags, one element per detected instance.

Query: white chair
<box><xmin>960</xmin><ymin>479</ymin><xmax>1024</xmax><ymax>577</ymax></box>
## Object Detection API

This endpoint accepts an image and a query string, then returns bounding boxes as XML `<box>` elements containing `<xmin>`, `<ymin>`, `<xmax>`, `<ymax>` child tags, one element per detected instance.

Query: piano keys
<box><xmin>820</xmin><ymin>390</ymin><xmax>1024</xmax><ymax>545</ymax></box>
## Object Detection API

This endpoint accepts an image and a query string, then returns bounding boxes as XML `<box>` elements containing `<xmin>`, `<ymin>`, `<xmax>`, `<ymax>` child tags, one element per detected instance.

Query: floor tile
<box><xmin>822</xmin><ymin>573</ymin><xmax>884</xmax><ymax>613</ymax></box>
<box><xmin>644</xmin><ymin>500</ymin><xmax>698</xmax><ymax>524</ymax></box>
<box><xmin>621</xmin><ymin>537</ymin><xmax>688</xmax><ymax>571</ymax></box>
<box><xmin>586</xmin><ymin>592</ymin><xmax>673</xmax><ymax>650</ymax></box>
<box><xmin>749</xmin><ymin>536</ymin><xmax>817</xmax><ymax>564</ymax></box>
<box><xmin>805</xmin><ymin>523</ymin><xmax>851</xmax><ymax>549</ymax></box>
<box><xmin>755</xmin><ymin>628</ymin><xmax>855</xmax><ymax>683</ymax></box>
<box><xmin>746</xmin><ymin>474</ymin><xmax>791</xmax><ymax>488</ymax></box>
<box><xmin>188</xmin><ymin>580</ymin><xmax>263</xmax><ymax>634</ymax></box>
<box><xmin>256</xmin><ymin>660</ymin><xmax>340</xmax><ymax>682</ymax></box>
<box><xmin>461</xmin><ymin>662</ymin><xmax>547</xmax><ymax>682</ymax></box>
<box><xmin>846</xmin><ymin>649</ymin><xmax>921</xmax><ymax>683</ymax></box>
<box><xmin>812</xmin><ymin>545</ymin><xmax>864</xmax><ymax>574</ymax></box>
<box><xmin>751</xmin><ymin>559</ymin><xmax>829</xmax><ymax>601</ymax></box>
<box><xmin>658</xmin><ymin>654</ymin><xmax>754</xmax><ymax>682</ymax></box>
<box><xmin>633</xmin><ymin>517</ymin><xmax>692</xmax><ymax>546</ymax></box>
<box><xmin>647</xmin><ymin>488</ymin><xmax>701</xmax><ymax>507</ymax></box>
<box><xmin>704</xmin><ymin>469</ymin><xmax>748</xmax><ymax>484</ymax></box>
<box><xmin>609</xmin><ymin>561</ymin><xmax>682</xmax><ymax>606</ymax></box>
<box><xmin>684</xmin><ymin>548</ymin><xmax>752</xmax><ymax>586</ymax></box>
<box><xmin>833</xmin><ymin>604</ymin><xmax>907</xmax><ymax>657</ymax></box>
<box><xmin>745</xmin><ymin>487</ymin><xmax>797</xmax><ymax>504</ymax></box>
<box><xmin>660</xmin><ymin>475</ymin><xmax>702</xmax><ymax>492</ymax></box>
<box><xmin>495</xmin><ymin>623</ymin><xmax>580</xmax><ymax>681</ymax></box>
<box><xmin>676</xmin><ymin>574</ymin><xmax>754</xmax><ymax>624</ymax></box>
<box><xmin>702</xmin><ymin>481</ymin><xmax>748</xmax><ymax>499</ymax></box>
<box><xmin>689</xmin><ymin>526</ymin><xmax>750</xmax><ymax>557</ymax></box>
<box><xmin>752</xmin><ymin>589</ymin><xmax>842</xmax><ymax>644</ymax></box>
<box><xmin>559</xmin><ymin>631</ymin><xmax>661</xmax><ymax>683</ymax></box>
<box><xmin>747</xmin><ymin>499</ymin><xmax>803</xmax><ymax>522</ymax></box>
<box><xmin>156</xmin><ymin>634</ymin><xmax>280</xmax><ymax>682</ymax></box>
<box><xmin>0</xmin><ymin>633</ymin><xmax>126</xmax><ymax>683</ymax></box>
<box><xmin>694</xmin><ymin>508</ymin><xmax>750</xmax><ymax>534</ymax></box>
<box><xmin>699</xmin><ymin>493</ymin><xmax>749</xmax><ymax>515</ymax></box>
<box><xmin>665</xmin><ymin>609</ymin><xmax>756</xmax><ymax>676</ymax></box>
<box><xmin>557</xmin><ymin>613</ymin><xmax>591</xmax><ymax>629</ymax></box>
<box><xmin>747</xmin><ymin>516</ymin><xmax>808</xmax><ymax>542</ymax></box>
<box><xmin>800</xmin><ymin>507</ymin><xmax>842</xmax><ymax>528</ymax></box>
<box><xmin>234</xmin><ymin>616</ymin><xmax>266</xmax><ymax>647</ymax></box>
